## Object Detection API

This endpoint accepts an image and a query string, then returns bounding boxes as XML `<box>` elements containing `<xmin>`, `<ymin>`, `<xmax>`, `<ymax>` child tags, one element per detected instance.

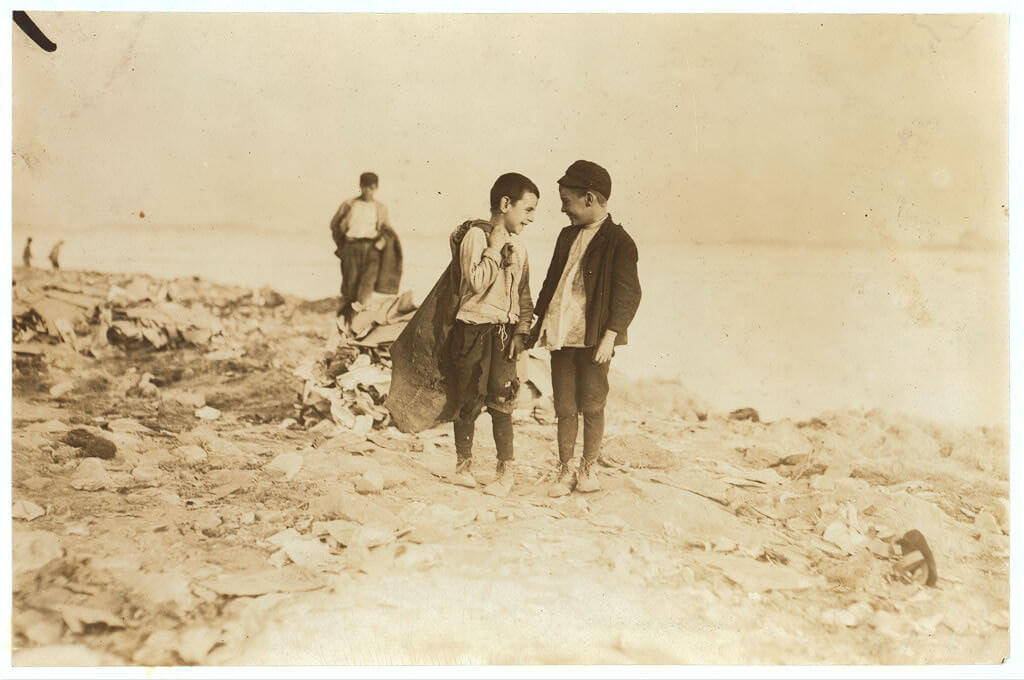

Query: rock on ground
<box><xmin>70</xmin><ymin>458</ymin><xmax>113</xmax><ymax>491</ymax></box>
<box><xmin>12</xmin><ymin>500</ymin><xmax>46</xmax><ymax>521</ymax></box>
<box><xmin>13</xmin><ymin>530</ymin><xmax>63</xmax><ymax>575</ymax></box>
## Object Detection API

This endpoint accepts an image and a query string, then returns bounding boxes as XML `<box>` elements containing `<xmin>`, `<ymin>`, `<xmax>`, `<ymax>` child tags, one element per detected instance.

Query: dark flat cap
<box><xmin>557</xmin><ymin>160</ymin><xmax>611</xmax><ymax>200</ymax></box>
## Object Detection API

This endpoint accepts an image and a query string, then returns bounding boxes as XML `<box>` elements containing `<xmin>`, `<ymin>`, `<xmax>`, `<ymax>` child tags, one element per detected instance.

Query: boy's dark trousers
<box><xmin>339</xmin><ymin>238</ymin><xmax>380</xmax><ymax>315</ymax></box>
<box><xmin>449</xmin><ymin>321</ymin><xmax>519</xmax><ymax>462</ymax></box>
<box><xmin>550</xmin><ymin>346</ymin><xmax>610</xmax><ymax>464</ymax></box>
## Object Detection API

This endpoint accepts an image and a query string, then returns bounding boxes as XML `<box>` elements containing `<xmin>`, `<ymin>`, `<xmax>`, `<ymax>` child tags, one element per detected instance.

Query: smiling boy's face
<box><xmin>559</xmin><ymin>185</ymin><xmax>594</xmax><ymax>225</ymax></box>
<box><xmin>502</xmin><ymin>191</ymin><xmax>538</xmax><ymax>234</ymax></box>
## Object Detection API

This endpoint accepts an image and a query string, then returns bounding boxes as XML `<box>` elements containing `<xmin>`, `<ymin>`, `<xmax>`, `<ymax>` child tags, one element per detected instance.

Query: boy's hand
<box><xmin>527</xmin><ymin>322</ymin><xmax>541</xmax><ymax>349</ymax></box>
<box><xmin>507</xmin><ymin>333</ymin><xmax>527</xmax><ymax>361</ymax></box>
<box><xmin>500</xmin><ymin>242</ymin><xmax>519</xmax><ymax>269</ymax></box>
<box><xmin>374</xmin><ymin>237</ymin><xmax>386</xmax><ymax>251</ymax></box>
<box><xmin>593</xmin><ymin>331</ymin><xmax>617</xmax><ymax>364</ymax></box>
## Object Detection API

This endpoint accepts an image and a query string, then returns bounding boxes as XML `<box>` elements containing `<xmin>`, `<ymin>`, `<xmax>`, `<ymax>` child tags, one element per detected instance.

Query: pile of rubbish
<box><xmin>514</xmin><ymin>351</ymin><xmax>557</xmax><ymax>423</ymax></box>
<box><xmin>292</xmin><ymin>294</ymin><xmax>418</xmax><ymax>433</ymax></box>
<box><xmin>293</xmin><ymin>291</ymin><xmax>556</xmax><ymax>434</ymax></box>
<box><xmin>12</xmin><ymin>270</ymin><xmax>286</xmax><ymax>357</ymax></box>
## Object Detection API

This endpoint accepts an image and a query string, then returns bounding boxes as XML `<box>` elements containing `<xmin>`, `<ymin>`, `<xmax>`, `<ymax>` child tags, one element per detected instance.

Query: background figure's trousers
<box><xmin>339</xmin><ymin>239</ymin><xmax>380</xmax><ymax>312</ymax></box>
<box><xmin>550</xmin><ymin>346</ymin><xmax>610</xmax><ymax>463</ymax></box>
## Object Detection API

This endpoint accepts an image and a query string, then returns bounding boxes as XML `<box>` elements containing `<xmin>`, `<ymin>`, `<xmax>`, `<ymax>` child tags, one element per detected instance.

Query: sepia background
<box><xmin>9</xmin><ymin>11</ymin><xmax>1013</xmax><ymax>668</ymax></box>
<box><xmin>13</xmin><ymin>13</ymin><xmax>1008</xmax><ymax>427</ymax></box>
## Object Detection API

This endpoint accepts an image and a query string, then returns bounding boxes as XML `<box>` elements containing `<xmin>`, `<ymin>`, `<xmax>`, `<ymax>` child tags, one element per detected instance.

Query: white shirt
<box><xmin>347</xmin><ymin>200</ymin><xmax>379</xmax><ymax>239</ymax></box>
<box><xmin>537</xmin><ymin>217</ymin><xmax>604</xmax><ymax>350</ymax></box>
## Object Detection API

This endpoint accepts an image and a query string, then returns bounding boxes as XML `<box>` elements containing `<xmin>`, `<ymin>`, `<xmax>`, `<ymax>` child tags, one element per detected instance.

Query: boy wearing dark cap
<box><xmin>447</xmin><ymin>173</ymin><xmax>539</xmax><ymax>496</ymax></box>
<box><xmin>531</xmin><ymin>160</ymin><xmax>642</xmax><ymax>497</ymax></box>
<box><xmin>330</xmin><ymin>172</ymin><xmax>397</xmax><ymax>320</ymax></box>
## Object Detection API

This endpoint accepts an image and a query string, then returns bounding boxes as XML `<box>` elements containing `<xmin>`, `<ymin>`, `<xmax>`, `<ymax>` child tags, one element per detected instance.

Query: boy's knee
<box><xmin>488</xmin><ymin>376</ymin><xmax>519</xmax><ymax>410</ymax></box>
<box><xmin>553</xmin><ymin>400</ymin><xmax>579</xmax><ymax>418</ymax></box>
<box><xmin>486</xmin><ymin>406</ymin><xmax>512</xmax><ymax>421</ymax></box>
<box><xmin>579</xmin><ymin>382</ymin><xmax>609</xmax><ymax>414</ymax></box>
<box><xmin>458</xmin><ymin>400</ymin><xmax>485</xmax><ymax>422</ymax></box>
<box><xmin>502</xmin><ymin>376</ymin><xmax>520</xmax><ymax>401</ymax></box>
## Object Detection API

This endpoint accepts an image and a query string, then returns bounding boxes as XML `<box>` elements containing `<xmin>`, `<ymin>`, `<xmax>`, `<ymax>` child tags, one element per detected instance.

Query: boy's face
<box><xmin>360</xmin><ymin>184</ymin><xmax>377</xmax><ymax>200</ymax></box>
<box><xmin>502</xmin><ymin>192</ymin><xmax>538</xmax><ymax>234</ymax></box>
<box><xmin>559</xmin><ymin>185</ymin><xmax>590</xmax><ymax>225</ymax></box>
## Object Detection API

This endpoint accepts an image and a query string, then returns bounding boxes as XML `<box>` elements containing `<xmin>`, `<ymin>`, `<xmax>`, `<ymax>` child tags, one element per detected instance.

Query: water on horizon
<box><xmin>12</xmin><ymin>223</ymin><xmax>1008</xmax><ymax>429</ymax></box>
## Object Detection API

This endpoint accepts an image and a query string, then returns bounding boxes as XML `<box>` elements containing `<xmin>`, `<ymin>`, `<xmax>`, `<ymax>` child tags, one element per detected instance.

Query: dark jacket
<box><xmin>533</xmin><ymin>215</ymin><xmax>641</xmax><ymax>347</ymax></box>
<box><xmin>374</xmin><ymin>224</ymin><xmax>403</xmax><ymax>295</ymax></box>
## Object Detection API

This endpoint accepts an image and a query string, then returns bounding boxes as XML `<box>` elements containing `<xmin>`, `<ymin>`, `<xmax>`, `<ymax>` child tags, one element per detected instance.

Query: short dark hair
<box><xmin>490</xmin><ymin>173</ymin><xmax>539</xmax><ymax>211</ymax></box>
<box><xmin>561</xmin><ymin>184</ymin><xmax>607</xmax><ymax>206</ymax></box>
<box><xmin>359</xmin><ymin>172</ymin><xmax>379</xmax><ymax>188</ymax></box>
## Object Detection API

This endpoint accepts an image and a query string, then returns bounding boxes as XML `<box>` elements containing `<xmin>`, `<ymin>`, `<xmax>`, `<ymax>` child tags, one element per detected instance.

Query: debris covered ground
<box><xmin>10</xmin><ymin>267</ymin><xmax>1009</xmax><ymax>665</ymax></box>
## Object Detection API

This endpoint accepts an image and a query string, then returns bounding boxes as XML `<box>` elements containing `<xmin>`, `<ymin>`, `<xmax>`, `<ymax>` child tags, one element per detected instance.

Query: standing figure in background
<box><xmin>22</xmin><ymin>237</ymin><xmax>33</xmax><ymax>267</ymax></box>
<box><xmin>329</xmin><ymin>172</ymin><xmax>401</xmax><ymax>321</ymax></box>
<box><xmin>49</xmin><ymin>240</ymin><xmax>64</xmax><ymax>269</ymax></box>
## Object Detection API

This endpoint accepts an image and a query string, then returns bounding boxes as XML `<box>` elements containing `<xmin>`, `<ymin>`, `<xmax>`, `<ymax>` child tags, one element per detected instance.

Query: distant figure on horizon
<box><xmin>329</xmin><ymin>172</ymin><xmax>403</xmax><ymax>322</ymax></box>
<box><xmin>49</xmin><ymin>240</ymin><xmax>64</xmax><ymax>269</ymax></box>
<box><xmin>22</xmin><ymin>237</ymin><xmax>33</xmax><ymax>267</ymax></box>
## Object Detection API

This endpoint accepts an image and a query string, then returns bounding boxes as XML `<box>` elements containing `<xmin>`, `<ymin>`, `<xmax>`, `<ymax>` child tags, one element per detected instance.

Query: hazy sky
<box><xmin>12</xmin><ymin>12</ymin><xmax>1008</xmax><ymax>246</ymax></box>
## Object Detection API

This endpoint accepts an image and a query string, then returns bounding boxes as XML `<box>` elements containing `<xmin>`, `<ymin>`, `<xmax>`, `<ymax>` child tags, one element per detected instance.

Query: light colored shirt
<box><xmin>455</xmin><ymin>226</ymin><xmax>531</xmax><ymax>330</ymax></box>
<box><xmin>346</xmin><ymin>200</ymin><xmax>380</xmax><ymax>239</ymax></box>
<box><xmin>537</xmin><ymin>217</ymin><xmax>604</xmax><ymax>350</ymax></box>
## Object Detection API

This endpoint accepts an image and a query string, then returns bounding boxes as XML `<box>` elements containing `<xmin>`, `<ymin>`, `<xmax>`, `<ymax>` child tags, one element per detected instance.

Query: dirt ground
<box><xmin>9</xmin><ymin>270</ymin><xmax>1010</xmax><ymax>666</ymax></box>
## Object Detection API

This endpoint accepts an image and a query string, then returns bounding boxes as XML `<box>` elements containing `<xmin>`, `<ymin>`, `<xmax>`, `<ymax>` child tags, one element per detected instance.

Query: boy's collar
<box><xmin>572</xmin><ymin>213</ymin><xmax>610</xmax><ymax>230</ymax></box>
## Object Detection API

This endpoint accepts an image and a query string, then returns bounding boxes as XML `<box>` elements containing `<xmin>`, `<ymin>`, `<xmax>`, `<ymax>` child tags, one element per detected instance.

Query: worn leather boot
<box><xmin>452</xmin><ymin>457</ymin><xmax>476</xmax><ymax>488</ymax></box>
<box><xmin>575</xmin><ymin>457</ymin><xmax>601</xmax><ymax>493</ymax></box>
<box><xmin>548</xmin><ymin>461</ymin><xmax>576</xmax><ymax>498</ymax></box>
<box><xmin>484</xmin><ymin>460</ymin><xmax>514</xmax><ymax>497</ymax></box>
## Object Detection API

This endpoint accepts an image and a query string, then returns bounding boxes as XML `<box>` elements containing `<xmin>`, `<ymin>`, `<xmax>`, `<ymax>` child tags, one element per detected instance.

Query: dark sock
<box><xmin>489</xmin><ymin>408</ymin><xmax>514</xmax><ymax>462</ymax></box>
<box><xmin>557</xmin><ymin>415</ymin><xmax>578</xmax><ymax>463</ymax></box>
<box><xmin>582</xmin><ymin>410</ymin><xmax>605</xmax><ymax>462</ymax></box>
<box><xmin>454</xmin><ymin>415</ymin><xmax>475</xmax><ymax>460</ymax></box>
